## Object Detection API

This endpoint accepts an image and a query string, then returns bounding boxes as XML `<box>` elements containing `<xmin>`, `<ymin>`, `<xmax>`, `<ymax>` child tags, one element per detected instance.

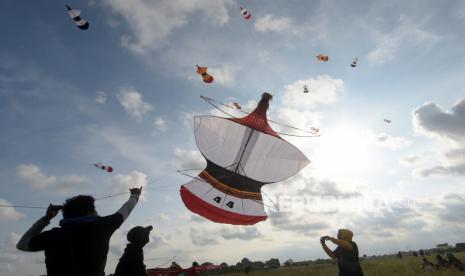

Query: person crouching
<box><xmin>114</xmin><ymin>225</ymin><xmax>153</xmax><ymax>276</ymax></box>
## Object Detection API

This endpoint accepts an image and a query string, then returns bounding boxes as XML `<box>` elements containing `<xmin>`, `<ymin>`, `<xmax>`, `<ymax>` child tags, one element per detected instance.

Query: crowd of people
<box><xmin>421</xmin><ymin>253</ymin><xmax>465</xmax><ymax>271</ymax></box>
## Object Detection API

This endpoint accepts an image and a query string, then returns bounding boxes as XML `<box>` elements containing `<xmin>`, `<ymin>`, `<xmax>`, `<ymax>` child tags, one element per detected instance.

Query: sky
<box><xmin>1</xmin><ymin>0</ymin><xmax>465</xmax><ymax>275</ymax></box>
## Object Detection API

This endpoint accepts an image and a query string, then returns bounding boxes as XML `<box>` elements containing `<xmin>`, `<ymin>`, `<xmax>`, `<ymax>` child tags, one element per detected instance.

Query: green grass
<box><xmin>219</xmin><ymin>252</ymin><xmax>465</xmax><ymax>276</ymax></box>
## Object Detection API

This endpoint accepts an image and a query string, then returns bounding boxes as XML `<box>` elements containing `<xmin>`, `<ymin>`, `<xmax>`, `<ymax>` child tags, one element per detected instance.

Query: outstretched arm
<box><xmin>320</xmin><ymin>236</ymin><xmax>336</xmax><ymax>259</ymax></box>
<box><xmin>17</xmin><ymin>204</ymin><xmax>62</xmax><ymax>251</ymax></box>
<box><xmin>115</xmin><ymin>187</ymin><xmax>142</xmax><ymax>222</ymax></box>
<box><xmin>328</xmin><ymin>237</ymin><xmax>353</xmax><ymax>251</ymax></box>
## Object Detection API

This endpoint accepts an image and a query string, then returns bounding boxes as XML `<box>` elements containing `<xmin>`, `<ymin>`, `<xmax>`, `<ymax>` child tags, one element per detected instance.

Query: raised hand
<box><xmin>45</xmin><ymin>204</ymin><xmax>63</xmax><ymax>221</ymax></box>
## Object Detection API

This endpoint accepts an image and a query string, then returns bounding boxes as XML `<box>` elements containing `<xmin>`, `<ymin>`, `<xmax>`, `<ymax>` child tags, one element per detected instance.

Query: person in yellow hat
<box><xmin>320</xmin><ymin>229</ymin><xmax>364</xmax><ymax>276</ymax></box>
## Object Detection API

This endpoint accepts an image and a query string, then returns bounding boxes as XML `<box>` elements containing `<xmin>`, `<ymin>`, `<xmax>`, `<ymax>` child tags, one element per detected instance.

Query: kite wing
<box><xmin>180</xmin><ymin>93</ymin><xmax>309</xmax><ymax>225</ymax></box>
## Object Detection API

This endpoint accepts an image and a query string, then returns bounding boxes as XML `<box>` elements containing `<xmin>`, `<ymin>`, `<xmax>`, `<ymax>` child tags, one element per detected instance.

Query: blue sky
<box><xmin>1</xmin><ymin>0</ymin><xmax>465</xmax><ymax>275</ymax></box>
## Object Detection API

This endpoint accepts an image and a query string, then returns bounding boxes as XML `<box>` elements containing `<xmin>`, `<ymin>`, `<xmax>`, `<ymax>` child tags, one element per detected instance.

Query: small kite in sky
<box><xmin>316</xmin><ymin>54</ymin><xmax>329</xmax><ymax>62</ymax></box>
<box><xmin>196</xmin><ymin>65</ymin><xmax>214</xmax><ymax>84</ymax></box>
<box><xmin>303</xmin><ymin>85</ymin><xmax>309</xmax><ymax>93</ymax></box>
<box><xmin>384</xmin><ymin>119</ymin><xmax>391</xmax><ymax>123</ymax></box>
<box><xmin>66</xmin><ymin>5</ymin><xmax>89</xmax><ymax>30</ymax></box>
<box><xmin>351</xmin><ymin>58</ymin><xmax>358</xmax><ymax>67</ymax></box>
<box><xmin>94</xmin><ymin>163</ymin><xmax>113</xmax><ymax>173</ymax></box>
<box><xmin>233</xmin><ymin>102</ymin><xmax>242</xmax><ymax>109</ymax></box>
<box><xmin>240</xmin><ymin>7</ymin><xmax>252</xmax><ymax>20</ymax></box>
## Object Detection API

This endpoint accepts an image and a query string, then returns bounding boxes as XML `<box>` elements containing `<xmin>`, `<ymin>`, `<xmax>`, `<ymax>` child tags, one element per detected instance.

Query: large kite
<box><xmin>180</xmin><ymin>93</ymin><xmax>310</xmax><ymax>225</ymax></box>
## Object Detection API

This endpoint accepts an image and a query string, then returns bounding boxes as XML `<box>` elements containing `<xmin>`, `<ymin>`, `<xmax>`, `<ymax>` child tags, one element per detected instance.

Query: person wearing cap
<box><xmin>16</xmin><ymin>187</ymin><xmax>142</xmax><ymax>276</ymax></box>
<box><xmin>320</xmin><ymin>229</ymin><xmax>364</xmax><ymax>276</ymax></box>
<box><xmin>114</xmin><ymin>225</ymin><xmax>153</xmax><ymax>276</ymax></box>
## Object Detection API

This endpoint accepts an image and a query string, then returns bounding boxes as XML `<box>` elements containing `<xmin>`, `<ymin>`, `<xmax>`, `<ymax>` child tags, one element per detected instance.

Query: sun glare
<box><xmin>311</xmin><ymin>125</ymin><xmax>374</xmax><ymax>177</ymax></box>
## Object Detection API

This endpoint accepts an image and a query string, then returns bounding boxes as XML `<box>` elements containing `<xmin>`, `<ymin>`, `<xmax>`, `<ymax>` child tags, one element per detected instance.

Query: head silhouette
<box><xmin>62</xmin><ymin>195</ymin><xmax>96</xmax><ymax>219</ymax></box>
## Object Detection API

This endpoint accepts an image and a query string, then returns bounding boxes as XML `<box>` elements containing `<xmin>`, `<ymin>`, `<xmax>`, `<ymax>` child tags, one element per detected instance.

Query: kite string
<box><xmin>0</xmin><ymin>204</ymin><xmax>47</xmax><ymax>209</ymax></box>
<box><xmin>0</xmin><ymin>173</ymin><xmax>180</xmax><ymax>209</ymax></box>
<box><xmin>153</xmin><ymin>255</ymin><xmax>177</xmax><ymax>269</ymax></box>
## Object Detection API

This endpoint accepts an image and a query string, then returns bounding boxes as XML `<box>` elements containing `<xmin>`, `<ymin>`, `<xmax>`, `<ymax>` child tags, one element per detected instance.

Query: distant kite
<box><xmin>240</xmin><ymin>7</ymin><xmax>252</xmax><ymax>20</ymax></box>
<box><xmin>311</xmin><ymin>127</ymin><xmax>320</xmax><ymax>133</ymax></box>
<box><xmin>233</xmin><ymin>102</ymin><xmax>242</xmax><ymax>109</ymax></box>
<box><xmin>351</xmin><ymin>58</ymin><xmax>358</xmax><ymax>67</ymax></box>
<box><xmin>316</xmin><ymin>54</ymin><xmax>329</xmax><ymax>62</ymax></box>
<box><xmin>196</xmin><ymin>65</ymin><xmax>214</xmax><ymax>84</ymax></box>
<box><xmin>303</xmin><ymin>85</ymin><xmax>309</xmax><ymax>93</ymax></box>
<box><xmin>384</xmin><ymin>119</ymin><xmax>391</xmax><ymax>123</ymax></box>
<box><xmin>94</xmin><ymin>163</ymin><xmax>113</xmax><ymax>173</ymax></box>
<box><xmin>66</xmin><ymin>5</ymin><xmax>89</xmax><ymax>30</ymax></box>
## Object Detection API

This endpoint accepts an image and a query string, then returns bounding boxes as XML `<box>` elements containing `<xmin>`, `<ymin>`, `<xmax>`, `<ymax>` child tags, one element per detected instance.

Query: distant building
<box><xmin>436</xmin><ymin>243</ymin><xmax>452</xmax><ymax>250</ymax></box>
<box><xmin>456</xmin><ymin>243</ymin><xmax>465</xmax><ymax>250</ymax></box>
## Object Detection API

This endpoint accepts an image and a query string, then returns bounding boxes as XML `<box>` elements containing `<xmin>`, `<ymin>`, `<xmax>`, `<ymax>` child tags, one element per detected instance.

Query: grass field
<box><xmin>219</xmin><ymin>252</ymin><xmax>465</xmax><ymax>276</ymax></box>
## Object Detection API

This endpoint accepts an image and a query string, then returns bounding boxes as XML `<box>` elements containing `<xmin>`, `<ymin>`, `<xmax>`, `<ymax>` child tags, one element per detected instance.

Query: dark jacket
<box><xmin>114</xmin><ymin>243</ymin><xmax>147</xmax><ymax>276</ymax></box>
<box><xmin>29</xmin><ymin>214</ymin><xmax>124</xmax><ymax>276</ymax></box>
<box><xmin>333</xmin><ymin>241</ymin><xmax>364</xmax><ymax>276</ymax></box>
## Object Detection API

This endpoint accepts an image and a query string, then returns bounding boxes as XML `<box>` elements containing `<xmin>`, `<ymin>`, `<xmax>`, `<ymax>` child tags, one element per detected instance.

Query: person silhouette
<box><xmin>321</xmin><ymin>229</ymin><xmax>364</xmax><ymax>276</ymax></box>
<box><xmin>17</xmin><ymin>187</ymin><xmax>142</xmax><ymax>276</ymax></box>
<box><xmin>114</xmin><ymin>225</ymin><xmax>153</xmax><ymax>276</ymax></box>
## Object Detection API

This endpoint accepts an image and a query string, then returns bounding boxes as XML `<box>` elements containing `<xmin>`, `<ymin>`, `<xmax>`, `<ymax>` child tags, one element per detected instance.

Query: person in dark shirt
<box><xmin>320</xmin><ymin>228</ymin><xmax>364</xmax><ymax>276</ymax></box>
<box><xmin>114</xmin><ymin>225</ymin><xmax>153</xmax><ymax>276</ymax></box>
<box><xmin>16</xmin><ymin>187</ymin><xmax>142</xmax><ymax>276</ymax></box>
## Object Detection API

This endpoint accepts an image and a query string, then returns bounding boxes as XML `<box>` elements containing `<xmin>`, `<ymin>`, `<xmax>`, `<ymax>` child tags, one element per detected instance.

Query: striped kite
<box><xmin>66</xmin><ymin>5</ymin><xmax>89</xmax><ymax>30</ymax></box>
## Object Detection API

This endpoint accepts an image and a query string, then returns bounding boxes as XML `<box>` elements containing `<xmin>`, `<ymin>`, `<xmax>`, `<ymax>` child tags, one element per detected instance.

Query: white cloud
<box><xmin>221</xmin><ymin>227</ymin><xmax>263</xmax><ymax>240</ymax></box>
<box><xmin>117</xmin><ymin>89</ymin><xmax>153</xmax><ymax>120</ymax></box>
<box><xmin>16</xmin><ymin>164</ymin><xmax>56</xmax><ymax>189</ymax></box>
<box><xmin>281</xmin><ymin>75</ymin><xmax>344</xmax><ymax>109</ymax></box>
<box><xmin>268</xmin><ymin>212</ymin><xmax>329</xmax><ymax>236</ymax></box>
<box><xmin>254</xmin><ymin>14</ymin><xmax>295</xmax><ymax>34</ymax></box>
<box><xmin>272</xmin><ymin>75</ymin><xmax>343</xmax><ymax>135</ymax></box>
<box><xmin>102</xmin><ymin>0</ymin><xmax>232</xmax><ymax>54</ymax></box>
<box><xmin>95</xmin><ymin>91</ymin><xmax>107</xmax><ymax>104</ymax></box>
<box><xmin>153</xmin><ymin>212</ymin><xmax>170</xmax><ymax>222</ymax></box>
<box><xmin>174</xmin><ymin>148</ymin><xmax>206</xmax><ymax>170</ymax></box>
<box><xmin>190</xmin><ymin>228</ymin><xmax>220</xmax><ymax>246</ymax></box>
<box><xmin>111</xmin><ymin>171</ymin><xmax>148</xmax><ymax>199</ymax></box>
<box><xmin>208</xmin><ymin>64</ymin><xmax>239</xmax><ymax>87</ymax></box>
<box><xmin>368</xmin><ymin>131</ymin><xmax>412</xmax><ymax>150</ymax></box>
<box><xmin>413</xmin><ymin>98</ymin><xmax>465</xmax><ymax>141</ymax></box>
<box><xmin>399</xmin><ymin>154</ymin><xmax>421</xmax><ymax>167</ymax></box>
<box><xmin>411</xmin><ymin>97</ymin><xmax>465</xmax><ymax>177</ymax></box>
<box><xmin>254</xmin><ymin>14</ymin><xmax>327</xmax><ymax>39</ymax></box>
<box><xmin>154</xmin><ymin>116</ymin><xmax>167</xmax><ymax>132</ymax></box>
<box><xmin>367</xmin><ymin>16</ymin><xmax>441</xmax><ymax>64</ymax></box>
<box><xmin>0</xmin><ymin>233</ymin><xmax>26</xmax><ymax>272</ymax></box>
<box><xmin>16</xmin><ymin>164</ymin><xmax>88</xmax><ymax>192</ymax></box>
<box><xmin>0</xmin><ymin>199</ymin><xmax>24</xmax><ymax>221</ymax></box>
